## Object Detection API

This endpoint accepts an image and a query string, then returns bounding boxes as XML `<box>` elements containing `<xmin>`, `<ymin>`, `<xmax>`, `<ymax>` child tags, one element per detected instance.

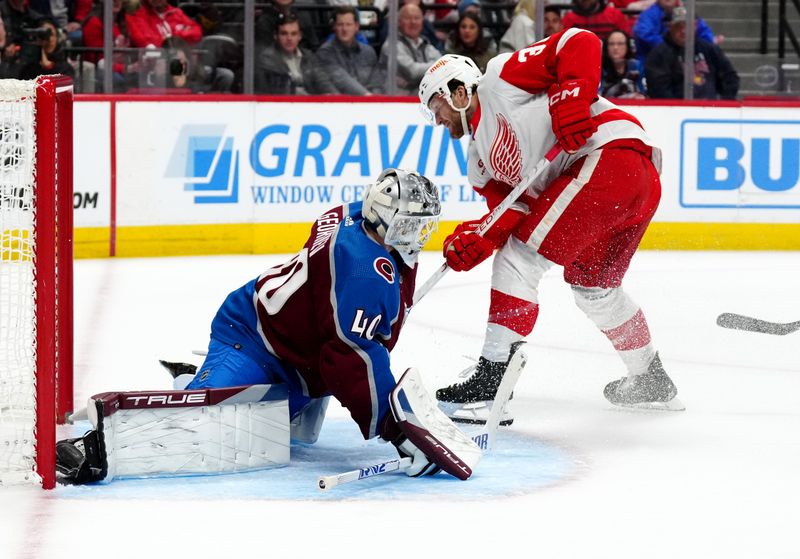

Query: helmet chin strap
<box><xmin>458</xmin><ymin>107</ymin><xmax>471</xmax><ymax>137</ymax></box>
<box><xmin>448</xmin><ymin>88</ymin><xmax>473</xmax><ymax>137</ymax></box>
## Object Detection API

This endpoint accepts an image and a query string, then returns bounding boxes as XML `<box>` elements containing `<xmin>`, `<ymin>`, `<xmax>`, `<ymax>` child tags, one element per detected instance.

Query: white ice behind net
<box><xmin>0</xmin><ymin>79</ymin><xmax>39</xmax><ymax>486</ymax></box>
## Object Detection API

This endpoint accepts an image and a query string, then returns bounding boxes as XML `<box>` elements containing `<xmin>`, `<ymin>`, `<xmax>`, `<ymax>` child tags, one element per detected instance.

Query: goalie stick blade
<box><xmin>716</xmin><ymin>313</ymin><xmax>800</xmax><ymax>336</ymax></box>
<box><xmin>317</xmin><ymin>457</ymin><xmax>413</xmax><ymax>491</ymax></box>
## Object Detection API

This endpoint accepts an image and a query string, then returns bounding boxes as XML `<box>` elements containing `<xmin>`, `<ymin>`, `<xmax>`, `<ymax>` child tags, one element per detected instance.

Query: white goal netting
<box><xmin>0</xmin><ymin>79</ymin><xmax>39</xmax><ymax>486</ymax></box>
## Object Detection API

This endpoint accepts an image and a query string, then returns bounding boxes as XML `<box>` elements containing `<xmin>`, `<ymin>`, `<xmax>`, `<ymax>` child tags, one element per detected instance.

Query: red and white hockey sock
<box><xmin>481</xmin><ymin>289</ymin><xmax>539</xmax><ymax>362</ymax></box>
<box><xmin>572</xmin><ymin>286</ymin><xmax>656</xmax><ymax>377</ymax></box>
<box><xmin>601</xmin><ymin>309</ymin><xmax>656</xmax><ymax>376</ymax></box>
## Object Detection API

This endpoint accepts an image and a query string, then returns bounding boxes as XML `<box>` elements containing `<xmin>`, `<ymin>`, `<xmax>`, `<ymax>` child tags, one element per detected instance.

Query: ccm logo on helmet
<box><xmin>374</xmin><ymin>257</ymin><xmax>395</xmax><ymax>284</ymax></box>
<box><xmin>549</xmin><ymin>86</ymin><xmax>582</xmax><ymax>105</ymax></box>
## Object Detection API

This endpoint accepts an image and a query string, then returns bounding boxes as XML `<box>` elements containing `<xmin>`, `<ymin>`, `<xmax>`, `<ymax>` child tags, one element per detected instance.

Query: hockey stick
<box><xmin>412</xmin><ymin>144</ymin><xmax>563</xmax><ymax>307</ymax></box>
<box><xmin>317</xmin><ymin>346</ymin><xmax>528</xmax><ymax>491</ymax></box>
<box><xmin>716</xmin><ymin>313</ymin><xmax>800</xmax><ymax>336</ymax></box>
<box><xmin>317</xmin><ymin>457</ymin><xmax>413</xmax><ymax>490</ymax></box>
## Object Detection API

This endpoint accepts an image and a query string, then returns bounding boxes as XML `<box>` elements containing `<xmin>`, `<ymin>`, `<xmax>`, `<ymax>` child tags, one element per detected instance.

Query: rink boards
<box><xmin>70</xmin><ymin>96</ymin><xmax>800</xmax><ymax>258</ymax></box>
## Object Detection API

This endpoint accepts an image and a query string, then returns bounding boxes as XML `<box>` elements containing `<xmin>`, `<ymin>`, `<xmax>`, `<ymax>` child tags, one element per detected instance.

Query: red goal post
<box><xmin>0</xmin><ymin>76</ymin><xmax>74</xmax><ymax>489</ymax></box>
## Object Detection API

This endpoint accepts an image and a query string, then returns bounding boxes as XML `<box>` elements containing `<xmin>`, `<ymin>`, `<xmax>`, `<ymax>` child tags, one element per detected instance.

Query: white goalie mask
<box><xmin>418</xmin><ymin>54</ymin><xmax>483</xmax><ymax>134</ymax></box>
<box><xmin>362</xmin><ymin>169</ymin><xmax>441</xmax><ymax>265</ymax></box>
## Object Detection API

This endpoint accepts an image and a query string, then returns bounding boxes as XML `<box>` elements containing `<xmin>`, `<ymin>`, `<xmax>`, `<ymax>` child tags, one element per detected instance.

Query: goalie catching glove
<box><xmin>548</xmin><ymin>79</ymin><xmax>598</xmax><ymax>153</ymax></box>
<box><xmin>382</xmin><ymin>367</ymin><xmax>482</xmax><ymax>479</ymax></box>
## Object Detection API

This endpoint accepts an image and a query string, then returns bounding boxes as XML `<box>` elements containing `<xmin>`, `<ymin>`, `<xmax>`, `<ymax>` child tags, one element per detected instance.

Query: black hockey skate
<box><xmin>435</xmin><ymin>342</ymin><xmax>525</xmax><ymax>426</ymax></box>
<box><xmin>603</xmin><ymin>353</ymin><xmax>684</xmax><ymax>411</ymax></box>
<box><xmin>55</xmin><ymin>431</ymin><xmax>106</xmax><ymax>484</ymax></box>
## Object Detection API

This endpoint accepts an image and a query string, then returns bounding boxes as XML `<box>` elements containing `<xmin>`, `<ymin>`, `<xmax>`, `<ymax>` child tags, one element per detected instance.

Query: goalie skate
<box><xmin>603</xmin><ymin>353</ymin><xmax>685</xmax><ymax>412</ymax></box>
<box><xmin>436</xmin><ymin>343</ymin><xmax>526</xmax><ymax>426</ymax></box>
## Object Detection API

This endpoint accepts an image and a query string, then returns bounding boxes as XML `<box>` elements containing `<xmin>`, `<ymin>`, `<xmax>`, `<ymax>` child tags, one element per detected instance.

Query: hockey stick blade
<box><xmin>716</xmin><ymin>313</ymin><xmax>800</xmax><ymax>336</ymax></box>
<box><xmin>317</xmin><ymin>457</ymin><xmax>412</xmax><ymax>491</ymax></box>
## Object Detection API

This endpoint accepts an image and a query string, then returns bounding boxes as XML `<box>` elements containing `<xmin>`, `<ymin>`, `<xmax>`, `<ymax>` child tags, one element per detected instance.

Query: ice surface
<box><xmin>1</xmin><ymin>251</ymin><xmax>798</xmax><ymax>559</ymax></box>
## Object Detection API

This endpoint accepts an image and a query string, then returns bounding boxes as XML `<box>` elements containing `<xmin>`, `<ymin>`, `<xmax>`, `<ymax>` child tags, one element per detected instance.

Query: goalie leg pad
<box><xmin>390</xmin><ymin>368</ymin><xmax>482</xmax><ymax>480</ymax></box>
<box><xmin>85</xmin><ymin>384</ymin><xmax>291</xmax><ymax>482</ymax></box>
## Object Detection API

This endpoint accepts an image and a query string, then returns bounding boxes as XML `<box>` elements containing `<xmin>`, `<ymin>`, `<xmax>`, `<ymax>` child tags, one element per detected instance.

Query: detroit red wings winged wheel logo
<box><xmin>489</xmin><ymin>113</ymin><xmax>522</xmax><ymax>186</ymax></box>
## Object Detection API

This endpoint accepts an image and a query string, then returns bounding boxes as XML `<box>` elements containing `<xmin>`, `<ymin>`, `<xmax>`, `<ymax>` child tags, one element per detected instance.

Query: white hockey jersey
<box><xmin>467</xmin><ymin>28</ymin><xmax>662</xmax><ymax>198</ymax></box>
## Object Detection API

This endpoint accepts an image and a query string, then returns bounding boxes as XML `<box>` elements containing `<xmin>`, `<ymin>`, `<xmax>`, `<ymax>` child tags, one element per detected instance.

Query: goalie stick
<box><xmin>317</xmin><ymin>347</ymin><xmax>527</xmax><ymax>491</ymax></box>
<box><xmin>716</xmin><ymin>313</ymin><xmax>800</xmax><ymax>336</ymax></box>
<box><xmin>412</xmin><ymin>144</ymin><xmax>563</xmax><ymax>307</ymax></box>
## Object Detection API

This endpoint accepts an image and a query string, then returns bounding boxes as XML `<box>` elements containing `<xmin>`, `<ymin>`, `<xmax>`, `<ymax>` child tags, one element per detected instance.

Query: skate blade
<box><xmin>611</xmin><ymin>397</ymin><xmax>686</xmax><ymax>412</ymax></box>
<box><xmin>438</xmin><ymin>400</ymin><xmax>515</xmax><ymax>426</ymax></box>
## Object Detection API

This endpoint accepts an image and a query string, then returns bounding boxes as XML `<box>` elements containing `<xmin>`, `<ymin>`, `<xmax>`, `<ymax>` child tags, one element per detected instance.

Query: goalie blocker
<box><xmin>56</xmin><ymin>385</ymin><xmax>291</xmax><ymax>484</ymax></box>
<box><xmin>383</xmin><ymin>368</ymin><xmax>482</xmax><ymax>480</ymax></box>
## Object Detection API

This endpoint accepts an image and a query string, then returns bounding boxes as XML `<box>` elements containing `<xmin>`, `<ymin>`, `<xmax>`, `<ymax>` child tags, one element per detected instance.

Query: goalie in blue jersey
<box><xmin>57</xmin><ymin>169</ymin><xmax>483</xmax><ymax>484</ymax></box>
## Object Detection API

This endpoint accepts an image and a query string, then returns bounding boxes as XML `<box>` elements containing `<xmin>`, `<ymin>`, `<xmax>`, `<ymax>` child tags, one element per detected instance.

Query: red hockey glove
<box><xmin>444</xmin><ymin>229</ymin><xmax>495</xmax><ymax>272</ymax></box>
<box><xmin>548</xmin><ymin>79</ymin><xmax>598</xmax><ymax>154</ymax></box>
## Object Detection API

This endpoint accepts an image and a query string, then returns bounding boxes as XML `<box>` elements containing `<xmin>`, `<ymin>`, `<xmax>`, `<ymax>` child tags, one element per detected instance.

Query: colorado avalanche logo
<box><xmin>373</xmin><ymin>257</ymin><xmax>395</xmax><ymax>284</ymax></box>
<box><xmin>489</xmin><ymin>113</ymin><xmax>522</xmax><ymax>186</ymax></box>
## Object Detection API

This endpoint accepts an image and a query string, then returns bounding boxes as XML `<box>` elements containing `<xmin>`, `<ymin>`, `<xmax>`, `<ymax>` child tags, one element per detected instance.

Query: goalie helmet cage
<box><xmin>0</xmin><ymin>76</ymin><xmax>74</xmax><ymax>490</ymax></box>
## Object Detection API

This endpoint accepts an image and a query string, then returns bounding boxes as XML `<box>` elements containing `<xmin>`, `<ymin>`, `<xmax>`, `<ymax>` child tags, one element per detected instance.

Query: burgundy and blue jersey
<box><xmin>208</xmin><ymin>202</ymin><xmax>416</xmax><ymax>439</ymax></box>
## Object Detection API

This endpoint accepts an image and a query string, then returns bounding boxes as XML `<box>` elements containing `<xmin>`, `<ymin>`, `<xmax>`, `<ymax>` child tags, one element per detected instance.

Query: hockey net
<box><xmin>0</xmin><ymin>76</ymin><xmax>73</xmax><ymax>489</ymax></box>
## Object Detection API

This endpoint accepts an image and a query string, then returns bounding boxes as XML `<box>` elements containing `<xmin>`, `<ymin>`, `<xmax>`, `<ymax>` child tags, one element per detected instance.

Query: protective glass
<box><xmin>385</xmin><ymin>215</ymin><xmax>439</xmax><ymax>253</ymax></box>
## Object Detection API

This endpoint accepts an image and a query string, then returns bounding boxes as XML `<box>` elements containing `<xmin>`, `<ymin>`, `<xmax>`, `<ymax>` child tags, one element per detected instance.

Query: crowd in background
<box><xmin>0</xmin><ymin>0</ymin><xmax>740</xmax><ymax>99</ymax></box>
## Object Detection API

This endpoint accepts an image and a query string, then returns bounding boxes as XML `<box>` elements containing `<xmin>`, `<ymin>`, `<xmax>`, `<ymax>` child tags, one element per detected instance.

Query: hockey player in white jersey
<box><xmin>419</xmin><ymin>28</ymin><xmax>682</xmax><ymax>422</ymax></box>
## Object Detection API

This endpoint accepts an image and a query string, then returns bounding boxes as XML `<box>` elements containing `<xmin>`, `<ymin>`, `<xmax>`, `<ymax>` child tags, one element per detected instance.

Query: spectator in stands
<box><xmin>316</xmin><ymin>7</ymin><xmax>384</xmax><ymax>95</ymax></box>
<box><xmin>467</xmin><ymin>0</ymin><xmax>509</xmax><ymax>40</ymax></box>
<box><xmin>83</xmin><ymin>0</ymin><xmax>136</xmax><ymax>90</ymax></box>
<box><xmin>458</xmin><ymin>0</ymin><xmax>481</xmax><ymax>17</ymax></box>
<box><xmin>633</xmin><ymin>0</ymin><xmax>717</xmax><ymax>66</ymax></box>
<box><xmin>498</xmin><ymin>0</ymin><xmax>536</xmax><ymax>53</ymax></box>
<box><xmin>27</xmin><ymin>0</ymin><xmax>92</xmax><ymax>45</ymax></box>
<box><xmin>379</xmin><ymin>3</ymin><xmax>442</xmax><ymax>95</ymax></box>
<box><xmin>379</xmin><ymin>0</ymin><xmax>444</xmax><ymax>53</ymax></box>
<box><xmin>255</xmin><ymin>14</ymin><xmax>336</xmax><ymax>95</ymax></box>
<box><xmin>453</xmin><ymin>0</ymin><xmax>497</xmax><ymax>51</ymax></box>
<box><xmin>126</xmin><ymin>0</ymin><xmax>202</xmax><ymax>48</ymax></box>
<box><xmin>561</xmin><ymin>0</ymin><xmax>630</xmax><ymax>41</ymax></box>
<box><xmin>612</xmin><ymin>0</ymin><xmax>655</xmax><ymax>10</ymax></box>
<box><xmin>645</xmin><ymin>7</ymin><xmax>739</xmax><ymax>100</ymax></box>
<box><xmin>1</xmin><ymin>0</ymin><xmax>45</xmax><ymax>74</ymax></box>
<box><xmin>446</xmin><ymin>12</ymin><xmax>496</xmax><ymax>72</ymax></box>
<box><xmin>162</xmin><ymin>36</ymin><xmax>234</xmax><ymax>92</ymax></box>
<box><xmin>543</xmin><ymin>5</ymin><xmax>562</xmax><ymax>37</ymax></box>
<box><xmin>254</xmin><ymin>0</ymin><xmax>319</xmax><ymax>51</ymax></box>
<box><xmin>601</xmin><ymin>29</ymin><xmax>645</xmax><ymax>98</ymax></box>
<box><xmin>16</xmin><ymin>16</ymin><xmax>75</xmax><ymax>79</ymax></box>
<box><xmin>606</xmin><ymin>0</ymin><xmax>654</xmax><ymax>27</ymax></box>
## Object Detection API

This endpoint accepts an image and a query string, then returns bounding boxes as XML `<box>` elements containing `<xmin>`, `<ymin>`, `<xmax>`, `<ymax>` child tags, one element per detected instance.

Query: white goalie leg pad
<box><xmin>390</xmin><ymin>368</ymin><xmax>482</xmax><ymax>480</ymax></box>
<box><xmin>87</xmin><ymin>385</ymin><xmax>290</xmax><ymax>482</ymax></box>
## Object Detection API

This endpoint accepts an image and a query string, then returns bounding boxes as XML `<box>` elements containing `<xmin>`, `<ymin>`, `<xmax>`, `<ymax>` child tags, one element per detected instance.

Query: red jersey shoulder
<box><xmin>497</xmin><ymin>29</ymin><xmax>600</xmax><ymax>94</ymax></box>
